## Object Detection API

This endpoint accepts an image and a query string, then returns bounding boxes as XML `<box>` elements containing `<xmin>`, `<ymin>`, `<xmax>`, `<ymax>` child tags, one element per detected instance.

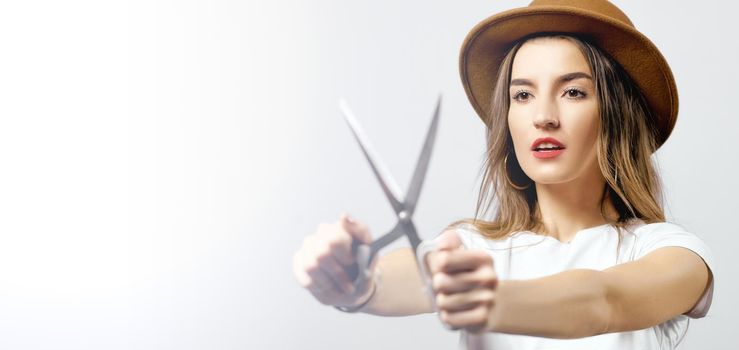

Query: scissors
<box><xmin>339</xmin><ymin>96</ymin><xmax>488</xmax><ymax>350</ymax></box>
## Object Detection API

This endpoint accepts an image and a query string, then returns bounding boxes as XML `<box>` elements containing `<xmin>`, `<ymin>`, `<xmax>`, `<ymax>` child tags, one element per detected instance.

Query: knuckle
<box><xmin>435</xmin><ymin>293</ymin><xmax>446</xmax><ymax>308</ymax></box>
<box><xmin>327</xmin><ymin>239</ymin><xmax>342</xmax><ymax>251</ymax></box>
<box><xmin>303</xmin><ymin>276</ymin><xmax>318</xmax><ymax>289</ymax></box>
<box><xmin>480</xmin><ymin>290</ymin><xmax>494</xmax><ymax>304</ymax></box>
<box><xmin>437</xmin><ymin>252</ymin><xmax>450</xmax><ymax>270</ymax></box>
<box><xmin>298</xmin><ymin>277</ymin><xmax>312</xmax><ymax>289</ymax></box>
<box><xmin>432</xmin><ymin>273</ymin><xmax>445</xmax><ymax>292</ymax></box>
<box><xmin>324</xmin><ymin>238</ymin><xmax>339</xmax><ymax>253</ymax></box>
<box><xmin>475</xmin><ymin>307</ymin><xmax>487</xmax><ymax>321</ymax></box>
<box><xmin>315</xmin><ymin>252</ymin><xmax>333</xmax><ymax>267</ymax></box>
<box><xmin>490</xmin><ymin>273</ymin><xmax>499</xmax><ymax>285</ymax></box>
<box><xmin>482</xmin><ymin>266</ymin><xmax>496</xmax><ymax>279</ymax></box>
<box><xmin>478</xmin><ymin>265</ymin><xmax>496</xmax><ymax>279</ymax></box>
<box><xmin>304</xmin><ymin>259</ymin><xmax>320</xmax><ymax>274</ymax></box>
<box><xmin>316</xmin><ymin>241</ymin><xmax>333</xmax><ymax>258</ymax></box>
<box><xmin>484</xmin><ymin>273</ymin><xmax>498</xmax><ymax>288</ymax></box>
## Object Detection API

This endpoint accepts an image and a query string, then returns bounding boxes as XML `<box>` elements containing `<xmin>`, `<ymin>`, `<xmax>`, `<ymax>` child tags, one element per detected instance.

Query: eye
<box><xmin>512</xmin><ymin>90</ymin><xmax>532</xmax><ymax>102</ymax></box>
<box><xmin>564</xmin><ymin>88</ymin><xmax>587</xmax><ymax>99</ymax></box>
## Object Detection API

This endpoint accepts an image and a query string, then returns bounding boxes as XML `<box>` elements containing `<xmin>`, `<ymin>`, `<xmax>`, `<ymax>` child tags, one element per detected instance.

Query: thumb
<box><xmin>434</xmin><ymin>229</ymin><xmax>463</xmax><ymax>251</ymax></box>
<box><xmin>340</xmin><ymin>212</ymin><xmax>372</xmax><ymax>244</ymax></box>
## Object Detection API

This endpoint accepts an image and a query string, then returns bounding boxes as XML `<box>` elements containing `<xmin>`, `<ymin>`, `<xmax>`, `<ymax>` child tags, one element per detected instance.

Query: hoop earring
<box><xmin>504</xmin><ymin>153</ymin><xmax>531</xmax><ymax>191</ymax></box>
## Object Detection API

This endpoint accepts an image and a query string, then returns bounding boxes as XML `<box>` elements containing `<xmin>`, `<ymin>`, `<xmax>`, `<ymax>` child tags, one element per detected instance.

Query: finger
<box><xmin>432</xmin><ymin>271</ymin><xmax>474</xmax><ymax>294</ymax></box>
<box><xmin>432</xmin><ymin>265</ymin><xmax>498</xmax><ymax>294</ymax></box>
<box><xmin>304</xmin><ymin>258</ymin><xmax>342</xmax><ymax>297</ymax></box>
<box><xmin>436</xmin><ymin>289</ymin><xmax>496</xmax><ymax>313</ymax></box>
<box><xmin>439</xmin><ymin>305</ymin><xmax>490</xmax><ymax>333</ymax></box>
<box><xmin>429</xmin><ymin>250</ymin><xmax>494</xmax><ymax>274</ymax></box>
<box><xmin>324</xmin><ymin>230</ymin><xmax>354</xmax><ymax>267</ymax></box>
<box><xmin>308</xmin><ymin>229</ymin><xmax>356</xmax><ymax>294</ymax></box>
<box><xmin>312</xmin><ymin>220</ymin><xmax>355</xmax><ymax>268</ymax></box>
<box><xmin>318</xmin><ymin>252</ymin><xmax>356</xmax><ymax>295</ymax></box>
<box><xmin>330</xmin><ymin>241</ymin><xmax>354</xmax><ymax>268</ymax></box>
<box><xmin>301</xmin><ymin>236</ymin><xmax>345</xmax><ymax>296</ymax></box>
<box><xmin>340</xmin><ymin>213</ymin><xmax>372</xmax><ymax>244</ymax></box>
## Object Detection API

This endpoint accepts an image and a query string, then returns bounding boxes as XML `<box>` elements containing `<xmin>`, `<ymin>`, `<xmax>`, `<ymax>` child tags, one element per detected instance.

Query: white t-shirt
<box><xmin>451</xmin><ymin>219</ymin><xmax>716</xmax><ymax>350</ymax></box>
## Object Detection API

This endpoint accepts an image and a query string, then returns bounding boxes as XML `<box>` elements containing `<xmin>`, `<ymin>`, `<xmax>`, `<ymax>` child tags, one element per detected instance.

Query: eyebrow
<box><xmin>510</xmin><ymin>72</ymin><xmax>593</xmax><ymax>88</ymax></box>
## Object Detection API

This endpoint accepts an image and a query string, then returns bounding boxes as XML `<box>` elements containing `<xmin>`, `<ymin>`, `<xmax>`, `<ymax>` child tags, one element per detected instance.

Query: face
<box><xmin>507</xmin><ymin>37</ymin><xmax>601</xmax><ymax>186</ymax></box>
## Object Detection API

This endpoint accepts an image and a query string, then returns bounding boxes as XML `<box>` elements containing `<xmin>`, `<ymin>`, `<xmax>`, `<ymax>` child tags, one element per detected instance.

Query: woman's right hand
<box><xmin>292</xmin><ymin>213</ymin><xmax>376</xmax><ymax>308</ymax></box>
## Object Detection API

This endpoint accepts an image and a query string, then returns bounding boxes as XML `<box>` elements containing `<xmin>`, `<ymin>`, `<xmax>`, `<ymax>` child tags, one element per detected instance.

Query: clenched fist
<box><xmin>425</xmin><ymin>230</ymin><xmax>498</xmax><ymax>334</ymax></box>
<box><xmin>292</xmin><ymin>213</ymin><xmax>376</xmax><ymax>308</ymax></box>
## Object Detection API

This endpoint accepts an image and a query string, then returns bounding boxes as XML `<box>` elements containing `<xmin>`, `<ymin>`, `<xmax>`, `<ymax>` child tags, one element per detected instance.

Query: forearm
<box><xmin>359</xmin><ymin>248</ymin><xmax>433</xmax><ymax>316</ymax></box>
<box><xmin>489</xmin><ymin>269</ymin><xmax>610</xmax><ymax>339</ymax></box>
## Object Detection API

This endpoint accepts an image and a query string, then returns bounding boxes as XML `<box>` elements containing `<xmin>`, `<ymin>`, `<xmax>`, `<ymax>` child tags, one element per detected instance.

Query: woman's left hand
<box><xmin>425</xmin><ymin>230</ymin><xmax>498</xmax><ymax>334</ymax></box>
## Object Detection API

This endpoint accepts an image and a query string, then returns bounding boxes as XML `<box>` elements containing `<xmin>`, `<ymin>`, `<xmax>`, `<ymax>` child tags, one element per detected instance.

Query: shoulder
<box><xmin>632</xmin><ymin>221</ymin><xmax>690</xmax><ymax>236</ymax></box>
<box><xmin>631</xmin><ymin>221</ymin><xmax>711</xmax><ymax>258</ymax></box>
<box><xmin>631</xmin><ymin>221</ymin><xmax>708</xmax><ymax>252</ymax></box>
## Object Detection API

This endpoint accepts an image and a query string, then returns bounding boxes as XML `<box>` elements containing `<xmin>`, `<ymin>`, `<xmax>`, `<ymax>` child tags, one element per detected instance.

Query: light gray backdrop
<box><xmin>0</xmin><ymin>0</ymin><xmax>735</xmax><ymax>349</ymax></box>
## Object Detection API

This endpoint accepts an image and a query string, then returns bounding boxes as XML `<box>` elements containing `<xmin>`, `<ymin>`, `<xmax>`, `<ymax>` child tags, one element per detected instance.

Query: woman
<box><xmin>292</xmin><ymin>0</ymin><xmax>715</xmax><ymax>348</ymax></box>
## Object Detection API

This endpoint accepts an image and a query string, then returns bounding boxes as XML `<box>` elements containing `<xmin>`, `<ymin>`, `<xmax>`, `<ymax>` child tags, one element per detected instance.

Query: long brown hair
<box><xmin>449</xmin><ymin>33</ymin><xmax>665</xmax><ymax>241</ymax></box>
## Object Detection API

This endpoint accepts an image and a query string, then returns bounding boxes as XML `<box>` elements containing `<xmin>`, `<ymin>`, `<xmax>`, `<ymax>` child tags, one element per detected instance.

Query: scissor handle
<box><xmin>346</xmin><ymin>238</ymin><xmax>373</xmax><ymax>292</ymax></box>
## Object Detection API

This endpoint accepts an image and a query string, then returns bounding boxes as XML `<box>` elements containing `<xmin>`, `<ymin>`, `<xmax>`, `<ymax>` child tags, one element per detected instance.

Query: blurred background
<box><xmin>0</xmin><ymin>0</ymin><xmax>735</xmax><ymax>349</ymax></box>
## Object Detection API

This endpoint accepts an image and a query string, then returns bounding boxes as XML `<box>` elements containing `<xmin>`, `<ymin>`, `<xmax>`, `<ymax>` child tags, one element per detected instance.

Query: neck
<box><xmin>533</xmin><ymin>172</ymin><xmax>618</xmax><ymax>243</ymax></box>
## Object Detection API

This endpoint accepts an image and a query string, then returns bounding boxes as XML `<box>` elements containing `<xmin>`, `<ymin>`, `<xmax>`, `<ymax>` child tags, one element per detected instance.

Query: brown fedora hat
<box><xmin>459</xmin><ymin>0</ymin><xmax>678</xmax><ymax>149</ymax></box>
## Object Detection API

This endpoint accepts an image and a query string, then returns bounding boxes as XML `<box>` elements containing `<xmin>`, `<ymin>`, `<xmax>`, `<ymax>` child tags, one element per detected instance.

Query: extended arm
<box><xmin>488</xmin><ymin>246</ymin><xmax>712</xmax><ymax>338</ymax></box>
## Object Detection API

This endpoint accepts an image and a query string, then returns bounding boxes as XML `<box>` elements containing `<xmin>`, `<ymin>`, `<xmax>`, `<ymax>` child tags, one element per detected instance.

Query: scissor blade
<box><xmin>404</xmin><ymin>95</ymin><xmax>441</xmax><ymax>216</ymax></box>
<box><xmin>367</xmin><ymin>221</ymin><xmax>423</xmax><ymax>257</ymax></box>
<box><xmin>368</xmin><ymin>223</ymin><xmax>406</xmax><ymax>258</ymax></box>
<box><xmin>400</xmin><ymin>220</ymin><xmax>423</xmax><ymax>253</ymax></box>
<box><xmin>339</xmin><ymin>99</ymin><xmax>405</xmax><ymax>214</ymax></box>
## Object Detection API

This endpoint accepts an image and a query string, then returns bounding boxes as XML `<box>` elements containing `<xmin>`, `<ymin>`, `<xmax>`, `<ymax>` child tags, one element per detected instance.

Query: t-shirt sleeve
<box><xmin>634</xmin><ymin>222</ymin><xmax>716</xmax><ymax>318</ymax></box>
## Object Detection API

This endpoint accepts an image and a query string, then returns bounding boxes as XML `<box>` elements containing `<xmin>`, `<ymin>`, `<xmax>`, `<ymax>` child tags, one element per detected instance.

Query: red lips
<box><xmin>530</xmin><ymin>137</ymin><xmax>565</xmax><ymax>150</ymax></box>
<box><xmin>531</xmin><ymin>137</ymin><xmax>566</xmax><ymax>159</ymax></box>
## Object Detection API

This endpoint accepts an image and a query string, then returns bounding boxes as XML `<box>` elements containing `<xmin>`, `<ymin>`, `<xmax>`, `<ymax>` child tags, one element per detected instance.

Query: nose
<box><xmin>533</xmin><ymin>99</ymin><xmax>560</xmax><ymax>129</ymax></box>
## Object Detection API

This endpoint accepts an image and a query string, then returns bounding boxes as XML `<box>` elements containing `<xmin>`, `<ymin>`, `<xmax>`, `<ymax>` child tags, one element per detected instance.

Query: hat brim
<box><xmin>460</xmin><ymin>6</ymin><xmax>678</xmax><ymax>148</ymax></box>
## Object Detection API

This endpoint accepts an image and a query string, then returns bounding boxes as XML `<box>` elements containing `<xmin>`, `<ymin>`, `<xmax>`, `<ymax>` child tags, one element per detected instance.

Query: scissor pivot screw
<box><xmin>398</xmin><ymin>211</ymin><xmax>409</xmax><ymax>221</ymax></box>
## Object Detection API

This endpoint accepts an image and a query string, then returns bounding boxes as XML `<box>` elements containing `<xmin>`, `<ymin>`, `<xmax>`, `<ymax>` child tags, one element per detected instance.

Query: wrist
<box><xmin>334</xmin><ymin>266</ymin><xmax>380</xmax><ymax>313</ymax></box>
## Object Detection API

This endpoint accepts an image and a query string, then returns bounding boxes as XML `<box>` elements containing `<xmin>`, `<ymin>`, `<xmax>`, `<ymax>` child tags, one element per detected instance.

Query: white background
<box><xmin>0</xmin><ymin>0</ymin><xmax>736</xmax><ymax>349</ymax></box>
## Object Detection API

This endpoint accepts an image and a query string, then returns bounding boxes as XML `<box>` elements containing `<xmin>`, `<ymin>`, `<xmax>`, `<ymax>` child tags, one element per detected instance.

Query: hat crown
<box><xmin>529</xmin><ymin>0</ymin><xmax>634</xmax><ymax>27</ymax></box>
